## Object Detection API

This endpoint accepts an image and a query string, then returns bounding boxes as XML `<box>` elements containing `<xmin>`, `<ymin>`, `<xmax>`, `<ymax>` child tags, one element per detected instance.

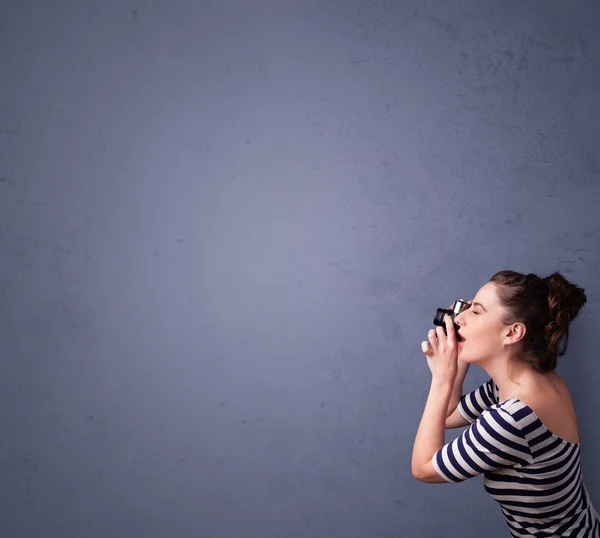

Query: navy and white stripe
<box><xmin>456</xmin><ymin>377</ymin><xmax>499</xmax><ymax>424</ymax></box>
<box><xmin>433</xmin><ymin>381</ymin><xmax>600</xmax><ymax>537</ymax></box>
<box><xmin>433</xmin><ymin>406</ymin><xmax>531</xmax><ymax>483</ymax></box>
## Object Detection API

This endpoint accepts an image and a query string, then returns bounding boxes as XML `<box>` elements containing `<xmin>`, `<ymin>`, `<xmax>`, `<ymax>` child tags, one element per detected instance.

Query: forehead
<box><xmin>473</xmin><ymin>282</ymin><xmax>499</xmax><ymax>304</ymax></box>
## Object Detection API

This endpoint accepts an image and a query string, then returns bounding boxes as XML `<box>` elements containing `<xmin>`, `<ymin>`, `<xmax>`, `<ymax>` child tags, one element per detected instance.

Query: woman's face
<box><xmin>454</xmin><ymin>282</ymin><xmax>511</xmax><ymax>364</ymax></box>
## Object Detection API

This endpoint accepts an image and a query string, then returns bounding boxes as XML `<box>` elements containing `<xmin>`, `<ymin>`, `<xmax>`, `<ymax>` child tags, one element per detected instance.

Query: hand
<box><xmin>421</xmin><ymin>314</ymin><xmax>459</xmax><ymax>384</ymax></box>
<box><xmin>448</xmin><ymin>302</ymin><xmax>470</xmax><ymax>372</ymax></box>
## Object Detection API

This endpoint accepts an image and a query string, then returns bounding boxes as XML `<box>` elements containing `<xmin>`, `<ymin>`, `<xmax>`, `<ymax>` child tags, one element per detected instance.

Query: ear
<box><xmin>503</xmin><ymin>322</ymin><xmax>526</xmax><ymax>346</ymax></box>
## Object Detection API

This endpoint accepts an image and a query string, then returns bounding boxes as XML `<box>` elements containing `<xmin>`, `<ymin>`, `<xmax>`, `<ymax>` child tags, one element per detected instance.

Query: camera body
<box><xmin>433</xmin><ymin>299</ymin><xmax>470</xmax><ymax>341</ymax></box>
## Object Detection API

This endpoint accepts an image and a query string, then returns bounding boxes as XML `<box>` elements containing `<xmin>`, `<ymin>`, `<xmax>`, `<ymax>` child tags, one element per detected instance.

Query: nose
<box><xmin>454</xmin><ymin>312</ymin><xmax>465</xmax><ymax>326</ymax></box>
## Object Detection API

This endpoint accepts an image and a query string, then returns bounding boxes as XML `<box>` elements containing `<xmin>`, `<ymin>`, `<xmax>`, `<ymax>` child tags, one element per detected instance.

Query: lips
<box><xmin>457</xmin><ymin>332</ymin><xmax>465</xmax><ymax>342</ymax></box>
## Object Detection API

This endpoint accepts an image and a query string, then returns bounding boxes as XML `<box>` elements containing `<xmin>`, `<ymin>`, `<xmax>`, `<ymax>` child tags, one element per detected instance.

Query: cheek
<box><xmin>470</xmin><ymin>325</ymin><xmax>502</xmax><ymax>348</ymax></box>
<box><xmin>465</xmin><ymin>323</ymin><xmax>498</xmax><ymax>348</ymax></box>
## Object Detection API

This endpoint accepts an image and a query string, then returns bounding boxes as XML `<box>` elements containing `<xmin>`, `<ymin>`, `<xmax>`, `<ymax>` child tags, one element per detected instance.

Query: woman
<box><xmin>411</xmin><ymin>270</ymin><xmax>600</xmax><ymax>537</ymax></box>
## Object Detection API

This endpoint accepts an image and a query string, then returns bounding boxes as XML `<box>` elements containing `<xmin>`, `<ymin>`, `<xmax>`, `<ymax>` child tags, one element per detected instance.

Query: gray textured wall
<box><xmin>1</xmin><ymin>1</ymin><xmax>599</xmax><ymax>537</ymax></box>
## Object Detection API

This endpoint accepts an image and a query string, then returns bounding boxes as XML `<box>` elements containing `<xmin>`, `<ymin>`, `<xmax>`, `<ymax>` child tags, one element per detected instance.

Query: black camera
<box><xmin>433</xmin><ymin>299</ymin><xmax>470</xmax><ymax>341</ymax></box>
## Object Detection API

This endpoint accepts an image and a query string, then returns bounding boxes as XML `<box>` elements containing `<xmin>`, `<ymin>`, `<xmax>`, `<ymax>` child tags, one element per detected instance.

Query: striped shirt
<box><xmin>432</xmin><ymin>378</ymin><xmax>600</xmax><ymax>537</ymax></box>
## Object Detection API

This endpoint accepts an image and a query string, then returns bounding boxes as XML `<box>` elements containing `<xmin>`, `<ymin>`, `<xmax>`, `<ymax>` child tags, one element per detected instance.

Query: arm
<box><xmin>411</xmin><ymin>380</ymin><xmax>454</xmax><ymax>483</ymax></box>
<box><xmin>446</xmin><ymin>359</ymin><xmax>470</xmax><ymax>417</ymax></box>
<box><xmin>455</xmin><ymin>377</ymin><xmax>499</xmax><ymax>424</ymax></box>
<box><xmin>445</xmin><ymin>301</ymin><xmax>470</xmax><ymax>418</ymax></box>
<box><xmin>445</xmin><ymin>405</ymin><xmax>470</xmax><ymax>429</ymax></box>
<box><xmin>445</xmin><ymin>377</ymin><xmax>499</xmax><ymax>429</ymax></box>
<box><xmin>444</xmin><ymin>359</ymin><xmax>471</xmax><ymax>429</ymax></box>
<box><xmin>432</xmin><ymin>407</ymin><xmax>531</xmax><ymax>483</ymax></box>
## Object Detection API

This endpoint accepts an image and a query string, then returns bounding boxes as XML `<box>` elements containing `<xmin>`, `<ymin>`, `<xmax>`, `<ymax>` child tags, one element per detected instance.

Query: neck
<box><xmin>480</xmin><ymin>355</ymin><xmax>537</xmax><ymax>402</ymax></box>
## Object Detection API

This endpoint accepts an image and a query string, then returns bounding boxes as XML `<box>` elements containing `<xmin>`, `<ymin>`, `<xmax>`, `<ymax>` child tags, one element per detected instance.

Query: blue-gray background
<box><xmin>1</xmin><ymin>1</ymin><xmax>599</xmax><ymax>537</ymax></box>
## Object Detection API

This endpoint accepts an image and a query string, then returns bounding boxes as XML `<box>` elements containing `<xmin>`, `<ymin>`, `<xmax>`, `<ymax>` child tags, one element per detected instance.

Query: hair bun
<box><xmin>543</xmin><ymin>273</ymin><xmax>587</xmax><ymax>357</ymax></box>
<box><xmin>544</xmin><ymin>273</ymin><xmax>587</xmax><ymax>323</ymax></box>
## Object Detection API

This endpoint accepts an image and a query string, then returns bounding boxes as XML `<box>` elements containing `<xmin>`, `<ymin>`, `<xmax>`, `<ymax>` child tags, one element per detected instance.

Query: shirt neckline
<box><xmin>501</xmin><ymin>398</ymin><xmax>581</xmax><ymax>447</ymax></box>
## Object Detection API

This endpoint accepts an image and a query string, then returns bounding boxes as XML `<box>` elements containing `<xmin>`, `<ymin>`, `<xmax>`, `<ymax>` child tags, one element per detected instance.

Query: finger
<box><xmin>428</xmin><ymin>329</ymin><xmax>438</xmax><ymax>352</ymax></box>
<box><xmin>435</xmin><ymin>325</ymin><xmax>446</xmax><ymax>342</ymax></box>
<box><xmin>444</xmin><ymin>314</ymin><xmax>456</xmax><ymax>345</ymax></box>
<box><xmin>421</xmin><ymin>341</ymin><xmax>432</xmax><ymax>355</ymax></box>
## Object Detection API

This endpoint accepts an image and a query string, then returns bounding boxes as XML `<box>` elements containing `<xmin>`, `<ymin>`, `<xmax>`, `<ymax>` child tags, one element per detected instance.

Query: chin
<box><xmin>458</xmin><ymin>349</ymin><xmax>475</xmax><ymax>364</ymax></box>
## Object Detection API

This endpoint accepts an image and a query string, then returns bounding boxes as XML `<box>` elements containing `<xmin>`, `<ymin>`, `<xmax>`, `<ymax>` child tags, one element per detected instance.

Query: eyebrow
<box><xmin>471</xmin><ymin>301</ymin><xmax>487</xmax><ymax>312</ymax></box>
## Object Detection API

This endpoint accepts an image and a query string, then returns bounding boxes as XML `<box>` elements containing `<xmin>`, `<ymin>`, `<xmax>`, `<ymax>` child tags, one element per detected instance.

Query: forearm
<box><xmin>447</xmin><ymin>360</ymin><xmax>470</xmax><ymax>416</ymax></box>
<box><xmin>412</xmin><ymin>380</ymin><xmax>453</xmax><ymax>474</ymax></box>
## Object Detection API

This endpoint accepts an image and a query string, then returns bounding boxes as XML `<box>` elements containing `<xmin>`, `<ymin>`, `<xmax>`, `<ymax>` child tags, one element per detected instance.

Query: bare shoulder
<box><xmin>526</xmin><ymin>373</ymin><xmax>574</xmax><ymax>411</ymax></box>
<box><xmin>546</xmin><ymin>372</ymin><xmax>578</xmax><ymax>418</ymax></box>
<box><xmin>543</xmin><ymin>372</ymin><xmax>568</xmax><ymax>399</ymax></box>
<box><xmin>523</xmin><ymin>372</ymin><xmax>580</xmax><ymax>444</ymax></box>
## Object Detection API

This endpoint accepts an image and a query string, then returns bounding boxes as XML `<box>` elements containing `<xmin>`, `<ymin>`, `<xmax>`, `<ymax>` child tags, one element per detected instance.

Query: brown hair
<box><xmin>489</xmin><ymin>270</ymin><xmax>587</xmax><ymax>373</ymax></box>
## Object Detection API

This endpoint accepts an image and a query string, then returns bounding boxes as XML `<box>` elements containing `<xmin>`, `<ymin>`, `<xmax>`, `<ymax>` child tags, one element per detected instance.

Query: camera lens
<box><xmin>433</xmin><ymin>308</ymin><xmax>462</xmax><ymax>339</ymax></box>
<box><xmin>433</xmin><ymin>308</ymin><xmax>453</xmax><ymax>327</ymax></box>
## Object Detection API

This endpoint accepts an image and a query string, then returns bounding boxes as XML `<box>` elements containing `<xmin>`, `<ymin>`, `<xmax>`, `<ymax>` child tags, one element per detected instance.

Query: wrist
<box><xmin>430</xmin><ymin>378</ymin><xmax>454</xmax><ymax>392</ymax></box>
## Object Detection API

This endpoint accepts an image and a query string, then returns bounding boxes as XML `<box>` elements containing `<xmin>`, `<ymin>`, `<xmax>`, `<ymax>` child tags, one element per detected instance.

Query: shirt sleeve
<box><xmin>432</xmin><ymin>405</ymin><xmax>531</xmax><ymax>483</ymax></box>
<box><xmin>456</xmin><ymin>377</ymin><xmax>499</xmax><ymax>424</ymax></box>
